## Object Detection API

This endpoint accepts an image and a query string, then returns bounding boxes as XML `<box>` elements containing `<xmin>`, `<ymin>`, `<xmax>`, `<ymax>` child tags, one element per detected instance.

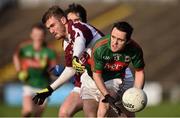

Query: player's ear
<box><xmin>61</xmin><ymin>17</ymin><xmax>67</xmax><ymax>25</ymax></box>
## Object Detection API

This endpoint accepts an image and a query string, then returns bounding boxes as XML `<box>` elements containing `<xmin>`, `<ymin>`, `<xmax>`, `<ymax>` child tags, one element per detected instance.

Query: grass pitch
<box><xmin>0</xmin><ymin>102</ymin><xmax>180</xmax><ymax>117</ymax></box>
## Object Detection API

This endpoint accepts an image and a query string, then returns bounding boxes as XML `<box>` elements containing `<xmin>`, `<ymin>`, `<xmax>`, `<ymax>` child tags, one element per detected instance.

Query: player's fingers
<box><xmin>82</xmin><ymin>66</ymin><xmax>85</xmax><ymax>69</ymax></box>
<box><xmin>77</xmin><ymin>69</ymin><xmax>84</xmax><ymax>73</ymax></box>
<box><xmin>108</xmin><ymin>102</ymin><xmax>119</xmax><ymax>113</ymax></box>
<box><xmin>32</xmin><ymin>96</ymin><xmax>39</xmax><ymax>104</ymax></box>
<box><xmin>110</xmin><ymin>104</ymin><xmax>121</xmax><ymax>116</ymax></box>
<box><xmin>39</xmin><ymin>99</ymin><xmax>45</xmax><ymax>105</ymax></box>
<box><xmin>37</xmin><ymin>98</ymin><xmax>41</xmax><ymax>105</ymax></box>
<box><xmin>38</xmin><ymin>98</ymin><xmax>45</xmax><ymax>105</ymax></box>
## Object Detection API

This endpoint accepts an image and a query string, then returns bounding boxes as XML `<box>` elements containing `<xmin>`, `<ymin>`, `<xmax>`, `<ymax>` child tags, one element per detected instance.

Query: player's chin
<box><xmin>55</xmin><ymin>35</ymin><xmax>61</xmax><ymax>40</ymax></box>
<box><xmin>111</xmin><ymin>48</ymin><xmax>119</xmax><ymax>52</ymax></box>
<box><xmin>55</xmin><ymin>35</ymin><xmax>64</xmax><ymax>40</ymax></box>
<box><xmin>112</xmin><ymin>46</ymin><xmax>123</xmax><ymax>52</ymax></box>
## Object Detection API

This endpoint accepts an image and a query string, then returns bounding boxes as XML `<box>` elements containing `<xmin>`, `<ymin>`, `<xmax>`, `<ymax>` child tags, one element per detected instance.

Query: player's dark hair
<box><xmin>32</xmin><ymin>22</ymin><xmax>47</xmax><ymax>35</ymax></box>
<box><xmin>31</xmin><ymin>23</ymin><xmax>47</xmax><ymax>46</ymax></box>
<box><xmin>42</xmin><ymin>5</ymin><xmax>66</xmax><ymax>24</ymax></box>
<box><xmin>112</xmin><ymin>21</ymin><xmax>133</xmax><ymax>40</ymax></box>
<box><xmin>65</xmin><ymin>3</ymin><xmax>87</xmax><ymax>23</ymax></box>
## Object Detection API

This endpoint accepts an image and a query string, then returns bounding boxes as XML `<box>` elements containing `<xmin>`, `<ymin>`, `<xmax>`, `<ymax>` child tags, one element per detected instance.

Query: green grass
<box><xmin>136</xmin><ymin>102</ymin><xmax>180</xmax><ymax>117</ymax></box>
<box><xmin>0</xmin><ymin>102</ymin><xmax>180</xmax><ymax>117</ymax></box>
<box><xmin>0</xmin><ymin>104</ymin><xmax>83</xmax><ymax>117</ymax></box>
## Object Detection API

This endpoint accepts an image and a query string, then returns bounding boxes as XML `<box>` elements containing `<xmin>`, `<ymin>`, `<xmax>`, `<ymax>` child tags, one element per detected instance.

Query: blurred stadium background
<box><xmin>0</xmin><ymin>0</ymin><xmax>180</xmax><ymax>117</ymax></box>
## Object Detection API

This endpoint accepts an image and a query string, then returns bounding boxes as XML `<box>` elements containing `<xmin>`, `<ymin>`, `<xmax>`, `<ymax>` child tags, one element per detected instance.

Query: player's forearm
<box><xmin>50</xmin><ymin>67</ymin><xmax>76</xmax><ymax>90</ymax></box>
<box><xmin>93</xmin><ymin>72</ymin><xmax>109</xmax><ymax>96</ymax></box>
<box><xmin>134</xmin><ymin>69</ymin><xmax>145</xmax><ymax>89</ymax></box>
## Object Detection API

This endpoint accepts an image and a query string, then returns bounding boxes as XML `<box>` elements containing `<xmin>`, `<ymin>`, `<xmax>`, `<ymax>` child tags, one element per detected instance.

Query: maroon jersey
<box><xmin>63</xmin><ymin>20</ymin><xmax>104</xmax><ymax>87</ymax></box>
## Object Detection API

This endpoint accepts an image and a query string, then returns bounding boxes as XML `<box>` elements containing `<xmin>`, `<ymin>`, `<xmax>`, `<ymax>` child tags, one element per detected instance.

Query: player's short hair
<box><xmin>112</xmin><ymin>21</ymin><xmax>133</xmax><ymax>40</ymax></box>
<box><xmin>31</xmin><ymin>22</ymin><xmax>46</xmax><ymax>35</ymax></box>
<box><xmin>65</xmin><ymin>3</ymin><xmax>87</xmax><ymax>23</ymax></box>
<box><xmin>42</xmin><ymin>5</ymin><xmax>66</xmax><ymax>24</ymax></box>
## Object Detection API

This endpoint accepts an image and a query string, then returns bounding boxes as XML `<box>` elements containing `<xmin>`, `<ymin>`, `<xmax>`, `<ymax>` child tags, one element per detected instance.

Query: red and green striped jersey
<box><xmin>90</xmin><ymin>34</ymin><xmax>145</xmax><ymax>82</ymax></box>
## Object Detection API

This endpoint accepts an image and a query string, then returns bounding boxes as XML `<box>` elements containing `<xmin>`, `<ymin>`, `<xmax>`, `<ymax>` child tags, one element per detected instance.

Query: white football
<box><xmin>122</xmin><ymin>87</ymin><xmax>147</xmax><ymax>112</ymax></box>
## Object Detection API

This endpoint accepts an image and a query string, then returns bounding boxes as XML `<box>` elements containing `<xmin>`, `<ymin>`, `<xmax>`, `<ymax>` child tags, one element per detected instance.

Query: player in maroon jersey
<box><xmin>32</xmin><ymin>5</ymin><xmax>103</xmax><ymax>117</ymax></box>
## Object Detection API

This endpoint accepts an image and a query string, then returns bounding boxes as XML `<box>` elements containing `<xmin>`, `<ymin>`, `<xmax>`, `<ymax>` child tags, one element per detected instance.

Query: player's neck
<box><xmin>65</xmin><ymin>23</ymin><xmax>69</xmax><ymax>39</ymax></box>
<box><xmin>33</xmin><ymin>42</ymin><xmax>42</xmax><ymax>51</ymax></box>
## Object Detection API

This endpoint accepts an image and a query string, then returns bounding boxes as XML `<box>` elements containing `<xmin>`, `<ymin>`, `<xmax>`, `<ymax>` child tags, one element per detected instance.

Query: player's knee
<box><xmin>97</xmin><ymin>110</ymin><xmax>106</xmax><ymax>117</ymax></box>
<box><xmin>83</xmin><ymin>107</ymin><xmax>97</xmax><ymax>117</ymax></box>
<box><xmin>97</xmin><ymin>106</ymin><xmax>109</xmax><ymax>117</ymax></box>
<box><xmin>34</xmin><ymin>109</ymin><xmax>44</xmax><ymax>117</ymax></box>
<box><xmin>84</xmin><ymin>111</ymin><xmax>97</xmax><ymax>117</ymax></box>
<box><xmin>22</xmin><ymin>110</ymin><xmax>32</xmax><ymax>117</ymax></box>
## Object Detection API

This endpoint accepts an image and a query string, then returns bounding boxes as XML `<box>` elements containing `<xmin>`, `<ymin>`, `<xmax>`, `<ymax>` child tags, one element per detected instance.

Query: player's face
<box><xmin>67</xmin><ymin>12</ymin><xmax>81</xmax><ymax>22</ymax></box>
<box><xmin>45</xmin><ymin>16</ymin><xmax>66</xmax><ymax>40</ymax></box>
<box><xmin>30</xmin><ymin>28</ymin><xmax>45</xmax><ymax>43</ymax></box>
<box><xmin>110</xmin><ymin>27</ymin><xmax>127</xmax><ymax>52</ymax></box>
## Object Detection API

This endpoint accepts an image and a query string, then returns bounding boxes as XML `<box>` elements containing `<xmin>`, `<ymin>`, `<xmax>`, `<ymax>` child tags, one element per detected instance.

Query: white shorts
<box><xmin>23</xmin><ymin>85</ymin><xmax>42</xmax><ymax>97</ymax></box>
<box><xmin>71</xmin><ymin>86</ymin><xmax>81</xmax><ymax>94</ymax></box>
<box><xmin>80</xmin><ymin>70</ymin><xmax>134</xmax><ymax>102</ymax></box>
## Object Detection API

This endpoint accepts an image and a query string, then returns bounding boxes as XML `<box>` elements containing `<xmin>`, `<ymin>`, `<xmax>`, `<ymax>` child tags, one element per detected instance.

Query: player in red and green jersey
<box><xmin>18</xmin><ymin>43</ymin><xmax>56</xmax><ymax>88</ymax></box>
<box><xmin>91</xmin><ymin>34</ymin><xmax>144</xmax><ymax>81</ymax></box>
<box><xmin>13</xmin><ymin>23</ymin><xmax>56</xmax><ymax>117</ymax></box>
<box><xmin>81</xmin><ymin>21</ymin><xmax>145</xmax><ymax>117</ymax></box>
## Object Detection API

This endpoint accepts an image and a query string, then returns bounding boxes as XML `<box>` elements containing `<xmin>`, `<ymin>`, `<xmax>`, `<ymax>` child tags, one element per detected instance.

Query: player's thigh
<box><xmin>83</xmin><ymin>99</ymin><xmax>98</xmax><ymax>117</ymax></box>
<box><xmin>59</xmin><ymin>92</ymin><xmax>83</xmax><ymax>115</ymax></box>
<box><xmin>22</xmin><ymin>85</ymin><xmax>35</xmax><ymax>112</ymax></box>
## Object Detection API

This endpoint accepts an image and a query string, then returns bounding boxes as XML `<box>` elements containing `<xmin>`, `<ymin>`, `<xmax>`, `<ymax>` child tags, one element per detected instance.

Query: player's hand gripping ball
<box><xmin>122</xmin><ymin>87</ymin><xmax>147</xmax><ymax>112</ymax></box>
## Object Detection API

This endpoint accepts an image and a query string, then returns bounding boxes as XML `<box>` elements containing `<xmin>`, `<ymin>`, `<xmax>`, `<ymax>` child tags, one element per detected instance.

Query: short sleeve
<box><xmin>131</xmin><ymin>48</ymin><xmax>145</xmax><ymax>70</ymax></box>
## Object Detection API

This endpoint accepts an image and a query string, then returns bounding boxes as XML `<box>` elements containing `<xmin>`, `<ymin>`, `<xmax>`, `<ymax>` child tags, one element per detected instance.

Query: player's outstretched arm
<box><xmin>13</xmin><ymin>47</ymin><xmax>21</xmax><ymax>72</ymax></box>
<box><xmin>50</xmin><ymin>66</ymin><xmax>76</xmax><ymax>90</ymax></box>
<box><xmin>134</xmin><ymin>69</ymin><xmax>145</xmax><ymax>89</ymax></box>
<box><xmin>33</xmin><ymin>66</ymin><xmax>76</xmax><ymax>105</ymax></box>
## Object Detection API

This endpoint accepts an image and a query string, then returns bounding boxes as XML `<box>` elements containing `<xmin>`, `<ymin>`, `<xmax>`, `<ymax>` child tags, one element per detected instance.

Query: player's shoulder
<box><xmin>73</xmin><ymin>20</ymin><xmax>90</xmax><ymax>30</ymax></box>
<box><xmin>19</xmin><ymin>40</ymin><xmax>33</xmax><ymax>51</ymax></box>
<box><xmin>42</xmin><ymin>44</ymin><xmax>56</xmax><ymax>53</ymax></box>
<box><xmin>68</xmin><ymin>20</ymin><xmax>89</xmax><ymax>31</ymax></box>
<box><xmin>93</xmin><ymin>34</ymin><xmax>110</xmax><ymax>51</ymax></box>
<box><xmin>94</xmin><ymin>34</ymin><xmax>110</xmax><ymax>46</ymax></box>
<box><xmin>126</xmin><ymin>39</ymin><xmax>143</xmax><ymax>52</ymax></box>
<box><xmin>68</xmin><ymin>20</ymin><xmax>98</xmax><ymax>31</ymax></box>
<box><xmin>68</xmin><ymin>20</ymin><xmax>93</xmax><ymax>37</ymax></box>
<box><xmin>41</xmin><ymin>46</ymin><xmax>56</xmax><ymax>59</ymax></box>
<box><xmin>18</xmin><ymin>39</ymin><xmax>32</xmax><ymax>49</ymax></box>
